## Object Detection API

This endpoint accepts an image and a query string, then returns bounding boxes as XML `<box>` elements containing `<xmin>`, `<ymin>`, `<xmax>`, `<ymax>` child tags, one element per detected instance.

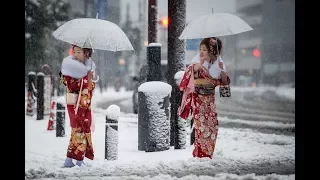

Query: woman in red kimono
<box><xmin>60</xmin><ymin>45</ymin><xmax>96</xmax><ymax>167</ymax></box>
<box><xmin>178</xmin><ymin>37</ymin><xmax>231</xmax><ymax>159</ymax></box>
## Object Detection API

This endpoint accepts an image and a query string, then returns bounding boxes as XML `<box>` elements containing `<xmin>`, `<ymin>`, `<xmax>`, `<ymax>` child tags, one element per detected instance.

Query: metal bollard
<box><xmin>105</xmin><ymin>104</ymin><xmax>120</xmax><ymax>160</ymax></box>
<box><xmin>138</xmin><ymin>81</ymin><xmax>172</xmax><ymax>152</ymax></box>
<box><xmin>56</xmin><ymin>102</ymin><xmax>65</xmax><ymax>137</ymax></box>
<box><xmin>26</xmin><ymin>72</ymin><xmax>36</xmax><ymax>116</ymax></box>
<box><xmin>36</xmin><ymin>72</ymin><xmax>45</xmax><ymax>120</ymax></box>
<box><xmin>147</xmin><ymin>43</ymin><xmax>162</xmax><ymax>81</ymax></box>
<box><xmin>138</xmin><ymin>91</ymin><xmax>148</xmax><ymax>151</ymax></box>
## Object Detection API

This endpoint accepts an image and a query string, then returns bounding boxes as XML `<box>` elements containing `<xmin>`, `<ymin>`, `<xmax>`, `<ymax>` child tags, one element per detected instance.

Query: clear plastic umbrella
<box><xmin>179</xmin><ymin>13</ymin><xmax>253</xmax><ymax>39</ymax></box>
<box><xmin>52</xmin><ymin>18</ymin><xmax>134</xmax><ymax>52</ymax></box>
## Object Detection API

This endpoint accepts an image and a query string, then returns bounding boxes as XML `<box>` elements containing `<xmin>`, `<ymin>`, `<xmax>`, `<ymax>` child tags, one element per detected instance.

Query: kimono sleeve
<box><xmin>76</xmin><ymin>76</ymin><xmax>94</xmax><ymax>120</ymax></box>
<box><xmin>63</xmin><ymin>75</ymin><xmax>81</xmax><ymax>92</ymax></box>
<box><xmin>178</xmin><ymin>65</ymin><xmax>194</xmax><ymax>91</ymax></box>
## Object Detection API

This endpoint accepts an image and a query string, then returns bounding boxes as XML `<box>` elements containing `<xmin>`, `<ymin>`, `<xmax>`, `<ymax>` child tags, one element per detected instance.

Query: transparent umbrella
<box><xmin>52</xmin><ymin>18</ymin><xmax>134</xmax><ymax>52</ymax></box>
<box><xmin>179</xmin><ymin>13</ymin><xmax>253</xmax><ymax>39</ymax></box>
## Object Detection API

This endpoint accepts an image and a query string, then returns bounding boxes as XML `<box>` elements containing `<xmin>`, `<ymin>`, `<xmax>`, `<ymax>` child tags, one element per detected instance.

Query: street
<box><xmin>96</xmin><ymin>87</ymin><xmax>295</xmax><ymax>136</ymax></box>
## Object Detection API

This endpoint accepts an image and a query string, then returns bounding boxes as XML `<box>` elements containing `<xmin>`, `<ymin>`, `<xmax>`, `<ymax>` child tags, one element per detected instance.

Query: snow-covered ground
<box><xmin>25</xmin><ymin>86</ymin><xmax>295</xmax><ymax>179</ymax></box>
<box><xmin>90</xmin><ymin>87</ymin><xmax>133</xmax><ymax>108</ymax></box>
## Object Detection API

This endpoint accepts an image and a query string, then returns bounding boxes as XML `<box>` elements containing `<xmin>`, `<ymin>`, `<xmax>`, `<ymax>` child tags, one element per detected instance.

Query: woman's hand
<box><xmin>88</xmin><ymin>71</ymin><xmax>94</xmax><ymax>81</ymax></box>
<box><xmin>219</xmin><ymin>61</ymin><xmax>224</xmax><ymax>70</ymax></box>
<box><xmin>193</xmin><ymin>63</ymin><xmax>202</xmax><ymax>72</ymax></box>
<box><xmin>219</xmin><ymin>61</ymin><xmax>228</xmax><ymax>84</ymax></box>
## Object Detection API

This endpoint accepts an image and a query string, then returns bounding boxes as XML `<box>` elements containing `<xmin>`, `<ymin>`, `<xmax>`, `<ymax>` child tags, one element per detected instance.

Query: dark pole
<box><xmin>190</xmin><ymin>119</ymin><xmax>195</xmax><ymax>145</ymax></box>
<box><xmin>147</xmin><ymin>44</ymin><xmax>162</xmax><ymax>81</ymax></box>
<box><xmin>36</xmin><ymin>72</ymin><xmax>45</xmax><ymax>120</ymax></box>
<box><xmin>167</xmin><ymin>0</ymin><xmax>186</xmax><ymax>146</ymax></box>
<box><xmin>148</xmin><ymin>0</ymin><xmax>157</xmax><ymax>43</ymax></box>
<box><xmin>26</xmin><ymin>72</ymin><xmax>36</xmax><ymax>116</ymax></box>
<box><xmin>174</xmin><ymin>72</ymin><xmax>186</xmax><ymax>149</ymax></box>
<box><xmin>138</xmin><ymin>91</ymin><xmax>147</xmax><ymax>151</ymax></box>
<box><xmin>56</xmin><ymin>102</ymin><xmax>66</xmax><ymax>137</ymax></box>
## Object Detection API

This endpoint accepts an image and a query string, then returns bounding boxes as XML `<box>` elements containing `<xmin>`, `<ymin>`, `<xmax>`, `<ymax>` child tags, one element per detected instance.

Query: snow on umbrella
<box><xmin>52</xmin><ymin>18</ymin><xmax>134</xmax><ymax>52</ymax></box>
<box><xmin>179</xmin><ymin>13</ymin><xmax>253</xmax><ymax>39</ymax></box>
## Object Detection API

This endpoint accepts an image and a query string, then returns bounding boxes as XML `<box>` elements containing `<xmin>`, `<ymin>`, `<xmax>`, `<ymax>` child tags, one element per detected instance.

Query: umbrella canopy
<box><xmin>179</xmin><ymin>13</ymin><xmax>253</xmax><ymax>39</ymax></box>
<box><xmin>52</xmin><ymin>18</ymin><xmax>134</xmax><ymax>52</ymax></box>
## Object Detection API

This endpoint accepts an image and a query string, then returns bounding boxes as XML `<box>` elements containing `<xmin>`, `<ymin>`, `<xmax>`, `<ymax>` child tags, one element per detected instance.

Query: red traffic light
<box><xmin>159</xmin><ymin>17</ymin><xmax>169</xmax><ymax>27</ymax></box>
<box><xmin>253</xmin><ymin>48</ymin><xmax>260</xmax><ymax>57</ymax></box>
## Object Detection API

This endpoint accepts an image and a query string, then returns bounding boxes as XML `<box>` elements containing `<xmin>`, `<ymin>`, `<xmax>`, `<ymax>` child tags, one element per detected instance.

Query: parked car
<box><xmin>132</xmin><ymin>60</ymin><xmax>168</xmax><ymax>114</ymax></box>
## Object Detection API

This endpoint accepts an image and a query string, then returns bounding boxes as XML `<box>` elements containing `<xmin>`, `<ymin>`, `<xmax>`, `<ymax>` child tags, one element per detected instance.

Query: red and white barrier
<box><xmin>26</xmin><ymin>91</ymin><xmax>35</xmax><ymax>116</ymax></box>
<box><xmin>47</xmin><ymin>101</ymin><xmax>56</xmax><ymax>130</ymax></box>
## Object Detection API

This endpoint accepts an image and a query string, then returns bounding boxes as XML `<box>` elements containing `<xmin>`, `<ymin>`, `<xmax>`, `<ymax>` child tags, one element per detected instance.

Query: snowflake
<box><xmin>25</xmin><ymin>33</ymin><xmax>31</xmax><ymax>39</ymax></box>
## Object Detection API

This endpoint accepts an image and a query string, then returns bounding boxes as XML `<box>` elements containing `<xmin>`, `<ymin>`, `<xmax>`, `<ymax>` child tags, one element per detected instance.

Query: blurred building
<box><xmin>235</xmin><ymin>0</ymin><xmax>295</xmax><ymax>86</ymax></box>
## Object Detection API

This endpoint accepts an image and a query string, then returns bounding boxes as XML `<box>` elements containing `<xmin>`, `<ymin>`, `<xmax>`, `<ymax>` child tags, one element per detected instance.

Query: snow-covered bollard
<box><xmin>105</xmin><ymin>104</ymin><xmax>120</xmax><ymax>160</ymax></box>
<box><xmin>174</xmin><ymin>71</ymin><xmax>187</xmax><ymax>149</ymax></box>
<box><xmin>55</xmin><ymin>98</ymin><xmax>66</xmax><ymax>137</ymax></box>
<box><xmin>36</xmin><ymin>72</ymin><xmax>45</xmax><ymax>120</ymax></box>
<box><xmin>147</xmin><ymin>43</ymin><xmax>162</xmax><ymax>81</ymax></box>
<box><xmin>138</xmin><ymin>81</ymin><xmax>172</xmax><ymax>152</ymax></box>
<box><xmin>26</xmin><ymin>72</ymin><xmax>36</xmax><ymax>116</ymax></box>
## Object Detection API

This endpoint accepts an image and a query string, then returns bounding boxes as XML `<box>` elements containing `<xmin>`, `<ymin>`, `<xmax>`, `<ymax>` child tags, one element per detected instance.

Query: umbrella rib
<box><xmin>216</xmin><ymin>13</ymin><xmax>234</xmax><ymax>35</ymax></box>
<box><xmin>84</xmin><ymin>28</ymin><xmax>93</xmax><ymax>48</ymax></box>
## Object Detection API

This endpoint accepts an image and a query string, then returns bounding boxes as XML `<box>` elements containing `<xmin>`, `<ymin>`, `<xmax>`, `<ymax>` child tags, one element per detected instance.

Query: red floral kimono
<box><xmin>179</xmin><ymin>64</ymin><xmax>230</xmax><ymax>159</ymax></box>
<box><xmin>62</xmin><ymin>75</ymin><xmax>95</xmax><ymax>161</ymax></box>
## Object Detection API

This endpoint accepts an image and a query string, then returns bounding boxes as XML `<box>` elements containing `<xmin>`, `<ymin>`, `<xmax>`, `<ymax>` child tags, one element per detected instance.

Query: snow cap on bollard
<box><xmin>106</xmin><ymin>104</ymin><xmax>120</xmax><ymax>121</ymax></box>
<box><xmin>148</xmin><ymin>43</ymin><xmax>162</xmax><ymax>47</ymax></box>
<box><xmin>37</xmin><ymin>72</ymin><xmax>45</xmax><ymax>76</ymax></box>
<box><xmin>105</xmin><ymin>104</ymin><xmax>120</xmax><ymax>160</ymax></box>
<box><xmin>28</xmin><ymin>71</ymin><xmax>36</xmax><ymax>75</ymax></box>
<box><xmin>56</xmin><ymin>96</ymin><xmax>66</xmax><ymax>105</ymax></box>
<box><xmin>138</xmin><ymin>81</ymin><xmax>172</xmax><ymax>94</ymax></box>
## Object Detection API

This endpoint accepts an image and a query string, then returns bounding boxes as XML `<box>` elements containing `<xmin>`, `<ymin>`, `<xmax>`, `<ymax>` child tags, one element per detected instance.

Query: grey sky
<box><xmin>120</xmin><ymin>0</ymin><xmax>236</xmax><ymax>25</ymax></box>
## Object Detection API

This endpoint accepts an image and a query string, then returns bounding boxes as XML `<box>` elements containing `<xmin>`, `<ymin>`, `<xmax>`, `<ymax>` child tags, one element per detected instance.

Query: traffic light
<box><xmin>253</xmin><ymin>48</ymin><xmax>260</xmax><ymax>58</ymax></box>
<box><xmin>159</xmin><ymin>17</ymin><xmax>169</xmax><ymax>27</ymax></box>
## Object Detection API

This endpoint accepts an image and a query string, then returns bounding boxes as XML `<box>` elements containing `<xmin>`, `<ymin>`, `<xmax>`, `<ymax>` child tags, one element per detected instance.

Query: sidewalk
<box><xmin>25</xmin><ymin>107</ymin><xmax>295</xmax><ymax>179</ymax></box>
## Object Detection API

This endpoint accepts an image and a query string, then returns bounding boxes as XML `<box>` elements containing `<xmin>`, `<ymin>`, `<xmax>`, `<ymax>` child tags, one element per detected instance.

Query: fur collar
<box><xmin>61</xmin><ymin>56</ymin><xmax>96</xmax><ymax>79</ymax></box>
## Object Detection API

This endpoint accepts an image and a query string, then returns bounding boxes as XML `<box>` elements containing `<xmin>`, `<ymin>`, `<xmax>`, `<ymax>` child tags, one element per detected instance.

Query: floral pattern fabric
<box><xmin>63</xmin><ymin>75</ymin><xmax>95</xmax><ymax>161</ymax></box>
<box><xmin>179</xmin><ymin>64</ymin><xmax>230</xmax><ymax>158</ymax></box>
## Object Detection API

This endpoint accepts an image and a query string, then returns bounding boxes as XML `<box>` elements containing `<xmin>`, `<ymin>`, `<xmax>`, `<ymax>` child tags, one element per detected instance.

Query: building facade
<box><xmin>235</xmin><ymin>0</ymin><xmax>295</xmax><ymax>86</ymax></box>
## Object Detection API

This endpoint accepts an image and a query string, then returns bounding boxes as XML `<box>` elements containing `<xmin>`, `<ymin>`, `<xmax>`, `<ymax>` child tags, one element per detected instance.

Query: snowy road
<box><xmin>96</xmin><ymin>87</ymin><xmax>295</xmax><ymax>136</ymax></box>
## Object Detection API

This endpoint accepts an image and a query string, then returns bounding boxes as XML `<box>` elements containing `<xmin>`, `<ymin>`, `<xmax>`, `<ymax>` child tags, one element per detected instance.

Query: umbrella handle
<box><xmin>92</xmin><ymin>75</ymin><xmax>99</xmax><ymax>83</ymax></box>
